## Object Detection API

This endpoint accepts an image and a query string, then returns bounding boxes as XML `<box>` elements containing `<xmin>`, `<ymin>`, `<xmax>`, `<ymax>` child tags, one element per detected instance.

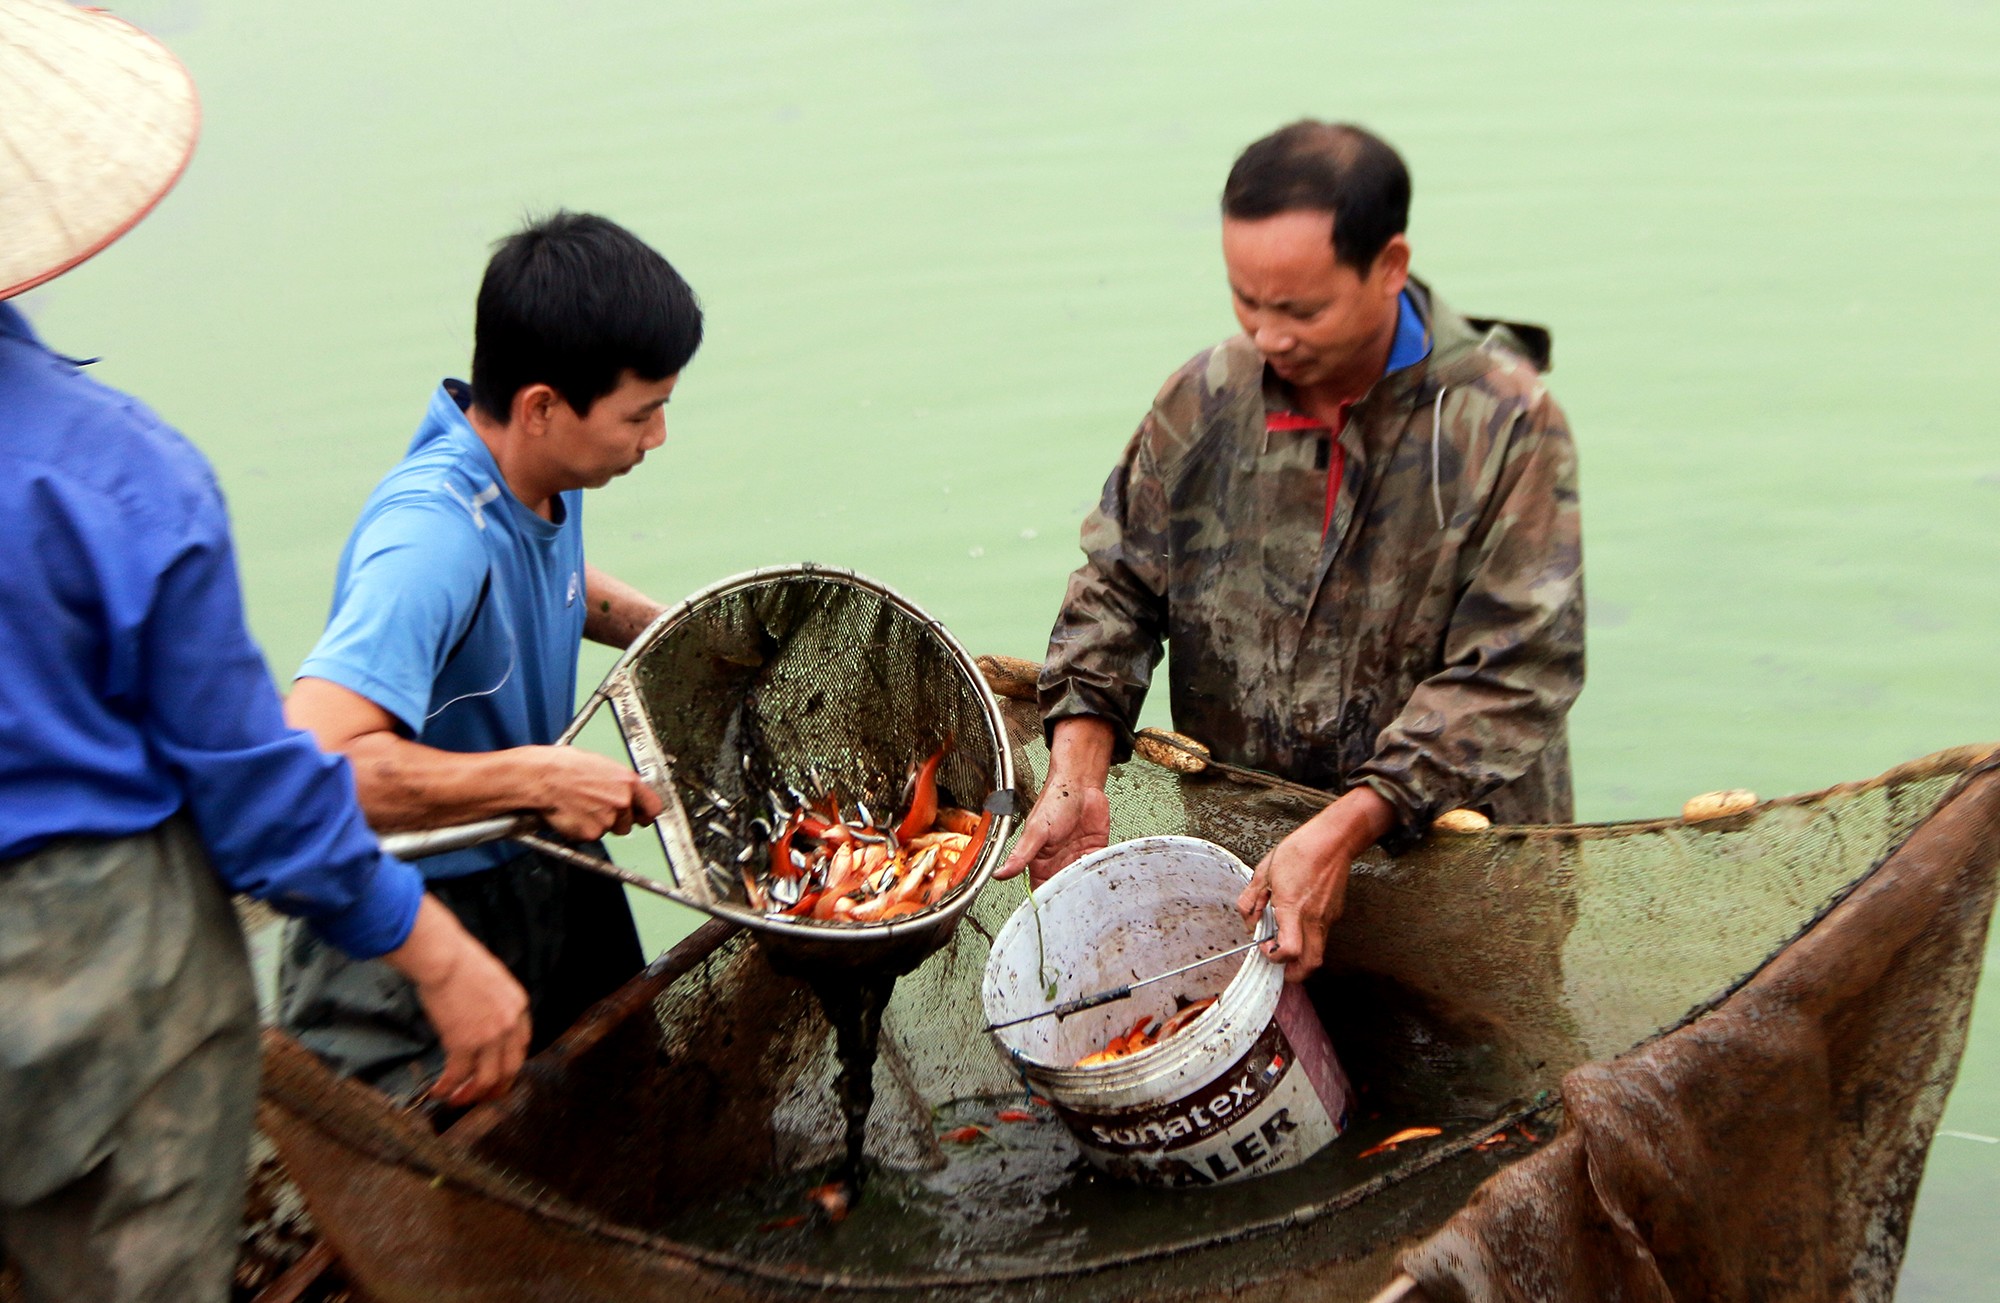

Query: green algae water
<box><xmin>21</xmin><ymin>0</ymin><xmax>2000</xmax><ymax>1293</ymax></box>
<box><xmin>658</xmin><ymin>1097</ymin><xmax>1523</xmax><ymax>1278</ymax></box>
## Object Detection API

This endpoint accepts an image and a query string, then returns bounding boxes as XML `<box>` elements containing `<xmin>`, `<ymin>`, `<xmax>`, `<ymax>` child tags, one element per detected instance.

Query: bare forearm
<box><xmin>584</xmin><ymin>564</ymin><xmax>664</xmax><ymax>650</ymax></box>
<box><xmin>342</xmin><ymin>732</ymin><xmax>557</xmax><ymax>832</ymax></box>
<box><xmin>1303</xmin><ymin>785</ymin><xmax>1397</xmax><ymax>864</ymax></box>
<box><xmin>286</xmin><ymin>674</ymin><xmax>657</xmax><ymax>841</ymax></box>
<box><xmin>1239</xmin><ymin>785</ymin><xmax>1396</xmax><ymax>981</ymax></box>
<box><xmin>997</xmin><ymin>715</ymin><xmax>1117</xmax><ymax>882</ymax></box>
<box><xmin>1046</xmin><ymin>715</ymin><xmax>1117</xmax><ymax>794</ymax></box>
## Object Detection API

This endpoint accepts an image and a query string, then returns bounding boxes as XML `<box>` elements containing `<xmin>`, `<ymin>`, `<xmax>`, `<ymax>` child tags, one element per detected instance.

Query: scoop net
<box><xmin>589</xmin><ymin>566</ymin><xmax>1013</xmax><ymax>966</ymax></box>
<box><xmin>256</xmin><ymin>669</ymin><xmax>2000</xmax><ymax>1303</ymax></box>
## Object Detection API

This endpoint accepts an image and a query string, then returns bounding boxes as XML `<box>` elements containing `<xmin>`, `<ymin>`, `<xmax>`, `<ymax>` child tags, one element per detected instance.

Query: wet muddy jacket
<box><xmin>1039</xmin><ymin>278</ymin><xmax>1583</xmax><ymax>849</ymax></box>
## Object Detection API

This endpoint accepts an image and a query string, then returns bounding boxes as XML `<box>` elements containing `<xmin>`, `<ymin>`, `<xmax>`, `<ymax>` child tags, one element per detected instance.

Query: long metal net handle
<box><xmin>973</xmin><ymin>654</ymin><xmax>1338</xmax><ymax>808</ymax></box>
<box><xmin>511</xmin><ymin>833</ymin><xmax>688</xmax><ymax>904</ymax></box>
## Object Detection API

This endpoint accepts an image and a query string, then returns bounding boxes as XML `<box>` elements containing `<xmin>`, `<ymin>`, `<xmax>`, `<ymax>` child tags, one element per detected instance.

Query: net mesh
<box><xmin>255</xmin><ymin>679</ymin><xmax>2000</xmax><ymax>1303</ymax></box>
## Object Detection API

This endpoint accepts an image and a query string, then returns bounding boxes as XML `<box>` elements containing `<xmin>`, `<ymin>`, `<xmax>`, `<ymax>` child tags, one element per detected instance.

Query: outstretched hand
<box><xmin>995</xmin><ymin>715</ymin><xmax>1118</xmax><ymax>887</ymax></box>
<box><xmin>997</xmin><ymin>780</ymin><xmax>1110</xmax><ymax>886</ymax></box>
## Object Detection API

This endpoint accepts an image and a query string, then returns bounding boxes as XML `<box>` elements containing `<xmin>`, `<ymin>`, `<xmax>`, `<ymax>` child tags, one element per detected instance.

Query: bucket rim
<box><xmin>983</xmin><ymin>834</ymin><xmax>1279</xmax><ymax>1077</ymax></box>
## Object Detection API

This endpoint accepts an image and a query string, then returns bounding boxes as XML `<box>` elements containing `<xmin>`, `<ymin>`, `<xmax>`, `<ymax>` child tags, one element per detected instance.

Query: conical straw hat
<box><xmin>0</xmin><ymin>0</ymin><xmax>199</xmax><ymax>299</ymax></box>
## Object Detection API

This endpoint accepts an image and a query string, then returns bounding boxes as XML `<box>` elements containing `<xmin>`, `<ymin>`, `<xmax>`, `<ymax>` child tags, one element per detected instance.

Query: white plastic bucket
<box><xmin>982</xmin><ymin>836</ymin><xmax>1349</xmax><ymax>1187</ymax></box>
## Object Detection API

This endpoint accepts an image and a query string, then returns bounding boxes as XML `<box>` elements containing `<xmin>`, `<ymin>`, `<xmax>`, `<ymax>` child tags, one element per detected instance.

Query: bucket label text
<box><xmin>1056</xmin><ymin>1023</ymin><xmax>1299</xmax><ymax>1155</ymax></box>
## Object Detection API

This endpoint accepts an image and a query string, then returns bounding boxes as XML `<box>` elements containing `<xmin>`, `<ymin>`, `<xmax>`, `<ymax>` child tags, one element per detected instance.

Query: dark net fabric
<box><xmin>256</xmin><ymin>688</ymin><xmax>2000</xmax><ymax>1303</ymax></box>
<box><xmin>1402</xmin><ymin>757</ymin><xmax>2000</xmax><ymax>1303</ymax></box>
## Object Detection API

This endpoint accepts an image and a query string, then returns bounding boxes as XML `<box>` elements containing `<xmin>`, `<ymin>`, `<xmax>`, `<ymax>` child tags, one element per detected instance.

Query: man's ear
<box><xmin>1369</xmin><ymin>235</ymin><xmax>1412</xmax><ymax>299</ymax></box>
<box><xmin>511</xmin><ymin>383</ymin><xmax>561</xmax><ymax>438</ymax></box>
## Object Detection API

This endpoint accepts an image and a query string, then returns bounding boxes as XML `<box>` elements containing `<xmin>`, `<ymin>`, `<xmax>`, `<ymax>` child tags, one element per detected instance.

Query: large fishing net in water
<box><xmin>257</xmin><ymin>663</ymin><xmax>2000</xmax><ymax>1303</ymax></box>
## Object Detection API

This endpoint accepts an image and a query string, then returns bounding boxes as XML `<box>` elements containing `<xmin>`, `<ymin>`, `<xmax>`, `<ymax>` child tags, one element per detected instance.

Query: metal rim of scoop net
<box><xmin>644</xmin><ymin>563</ymin><xmax>1017</xmax><ymax>942</ymax></box>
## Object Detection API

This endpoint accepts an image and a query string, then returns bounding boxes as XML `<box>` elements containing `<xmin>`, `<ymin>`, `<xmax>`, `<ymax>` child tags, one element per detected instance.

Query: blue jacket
<box><xmin>0</xmin><ymin>303</ymin><xmax>421</xmax><ymax>957</ymax></box>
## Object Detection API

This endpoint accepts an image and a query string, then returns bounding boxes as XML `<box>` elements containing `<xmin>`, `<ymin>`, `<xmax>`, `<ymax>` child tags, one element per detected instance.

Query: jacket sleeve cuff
<box><xmin>306</xmin><ymin>854</ymin><xmax>425</xmax><ymax>959</ymax></box>
<box><xmin>1038</xmin><ymin>677</ymin><xmax>1137</xmax><ymax>763</ymax></box>
<box><xmin>1356</xmin><ymin>774</ymin><xmax>1434</xmax><ymax>857</ymax></box>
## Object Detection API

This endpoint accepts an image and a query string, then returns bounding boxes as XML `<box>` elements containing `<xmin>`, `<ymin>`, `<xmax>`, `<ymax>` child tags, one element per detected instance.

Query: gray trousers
<box><xmin>0</xmin><ymin>817</ymin><xmax>259</xmax><ymax>1303</ymax></box>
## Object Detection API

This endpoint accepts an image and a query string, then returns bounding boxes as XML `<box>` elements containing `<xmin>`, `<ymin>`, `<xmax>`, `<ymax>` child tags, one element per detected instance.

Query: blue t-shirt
<box><xmin>0</xmin><ymin>303</ymin><xmax>421</xmax><ymax>958</ymax></box>
<box><xmin>298</xmin><ymin>381</ymin><xmax>588</xmax><ymax>879</ymax></box>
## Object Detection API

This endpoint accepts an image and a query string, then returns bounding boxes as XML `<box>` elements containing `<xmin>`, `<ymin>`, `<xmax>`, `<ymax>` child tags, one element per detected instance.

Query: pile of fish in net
<box><xmin>734</xmin><ymin>748</ymin><xmax>992</xmax><ymax>924</ymax></box>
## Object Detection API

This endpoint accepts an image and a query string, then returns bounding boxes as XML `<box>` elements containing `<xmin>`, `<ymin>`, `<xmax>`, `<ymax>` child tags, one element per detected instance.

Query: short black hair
<box><xmin>471</xmin><ymin>211</ymin><xmax>703</xmax><ymax>423</ymax></box>
<box><xmin>1222</xmin><ymin>122</ymin><xmax>1411</xmax><ymax>272</ymax></box>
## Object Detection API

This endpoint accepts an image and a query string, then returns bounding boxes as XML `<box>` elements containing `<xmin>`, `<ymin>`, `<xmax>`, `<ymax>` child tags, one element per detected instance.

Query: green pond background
<box><xmin>19</xmin><ymin>0</ymin><xmax>2000</xmax><ymax>1293</ymax></box>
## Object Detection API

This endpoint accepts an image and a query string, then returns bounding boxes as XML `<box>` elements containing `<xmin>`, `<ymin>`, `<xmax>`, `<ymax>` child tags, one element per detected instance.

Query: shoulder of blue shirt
<box><xmin>0</xmin><ymin>303</ymin><xmax>426</xmax><ymax>958</ymax></box>
<box><xmin>0</xmin><ymin>303</ymin><xmax>227</xmax><ymax>548</ymax></box>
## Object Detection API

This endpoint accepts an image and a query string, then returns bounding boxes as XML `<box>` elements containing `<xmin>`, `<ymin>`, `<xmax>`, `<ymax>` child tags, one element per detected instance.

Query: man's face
<box><xmin>1221</xmin><ymin>210</ymin><xmax>1407</xmax><ymax>392</ymax></box>
<box><xmin>549</xmin><ymin>370</ymin><xmax>679</xmax><ymax>490</ymax></box>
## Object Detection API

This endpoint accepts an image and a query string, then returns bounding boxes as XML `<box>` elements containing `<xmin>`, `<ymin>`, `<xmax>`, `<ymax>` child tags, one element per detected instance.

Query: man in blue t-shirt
<box><xmin>278</xmin><ymin>212</ymin><xmax>703</xmax><ymax>1100</ymax></box>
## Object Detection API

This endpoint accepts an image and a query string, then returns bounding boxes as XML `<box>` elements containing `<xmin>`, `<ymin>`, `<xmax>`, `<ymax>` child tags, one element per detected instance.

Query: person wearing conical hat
<box><xmin>0</xmin><ymin>5</ymin><xmax>532</xmax><ymax>1299</ymax></box>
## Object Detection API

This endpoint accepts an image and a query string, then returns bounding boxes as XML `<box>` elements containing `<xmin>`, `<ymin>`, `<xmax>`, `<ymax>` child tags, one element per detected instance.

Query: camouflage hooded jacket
<box><xmin>1038</xmin><ymin>278</ymin><xmax>1583</xmax><ymax>850</ymax></box>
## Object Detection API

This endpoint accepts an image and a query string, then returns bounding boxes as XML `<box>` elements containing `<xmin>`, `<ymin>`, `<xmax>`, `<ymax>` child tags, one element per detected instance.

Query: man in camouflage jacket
<box><xmin>999</xmin><ymin>122</ymin><xmax>1583</xmax><ymax>982</ymax></box>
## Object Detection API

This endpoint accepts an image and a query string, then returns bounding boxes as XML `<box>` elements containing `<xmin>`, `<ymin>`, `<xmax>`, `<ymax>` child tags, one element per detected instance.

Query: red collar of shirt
<box><xmin>1265</xmin><ymin>405</ymin><xmax>1352</xmax><ymax>538</ymax></box>
<box><xmin>1265</xmin><ymin>409</ymin><xmax>1333</xmax><ymax>432</ymax></box>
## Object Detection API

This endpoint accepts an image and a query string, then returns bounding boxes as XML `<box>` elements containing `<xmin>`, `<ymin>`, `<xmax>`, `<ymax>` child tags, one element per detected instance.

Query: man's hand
<box><xmin>525</xmin><ymin>746</ymin><xmax>664</xmax><ymax>841</ymax></box>
<box><xmin>1236</xmin><ymin>786</ymin><xmax>1395</xmax><ymax>983</ymax></box>
<box><xmin>381</xmin><ymin>895</ymin><xmax>532</xmax><ymax>1107</ymax></box>
<box><xmin>1000</xmin><ymin>781</ymin><xmax>1111</xmax><ymax>887</ymax></box>
<box><xmin>997</xmin><ymin>716</ymin><xmax>1116</xmax><ymax>886</ymax></box>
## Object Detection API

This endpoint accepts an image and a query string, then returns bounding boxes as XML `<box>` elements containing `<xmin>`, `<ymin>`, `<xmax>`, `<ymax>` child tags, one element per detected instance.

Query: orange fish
<box><xmin>941</xmin><ymin>1124</ymin><xmax>989</xmax><ymax>1144</ymax></box>
<box><xmin>759</xmin><ymin>1214</ymin><xmax>808</xmax><ymax>1231</ymax></box>
<box><xmin>804</xmin><ymin>1182</ymin><xmax>850</xmax><ymax>1222</ymax></box>
<box><xmin>1356</xmin><ymin>1126</ymin><xmax>1443</xmax><ymax>1159</ymax></box>
<box><xmin>935</xmin><ymin>807</ymin><xmax>982</xmax><ymax>836</ymax></box>
<box><xmin>995</xmin><ymin>1108</ymin><xmax>1038</xmax><ymax>1123</ymax></box>
<box><xmin>1155</xmin><ymin>996</ymin><xmax>1218</xmax><ymax>1041</ymax></box>
<box><xmin>896</xmin><ymin>743</ymin><xmax>947</xmax><ymax>842</ymax></box>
